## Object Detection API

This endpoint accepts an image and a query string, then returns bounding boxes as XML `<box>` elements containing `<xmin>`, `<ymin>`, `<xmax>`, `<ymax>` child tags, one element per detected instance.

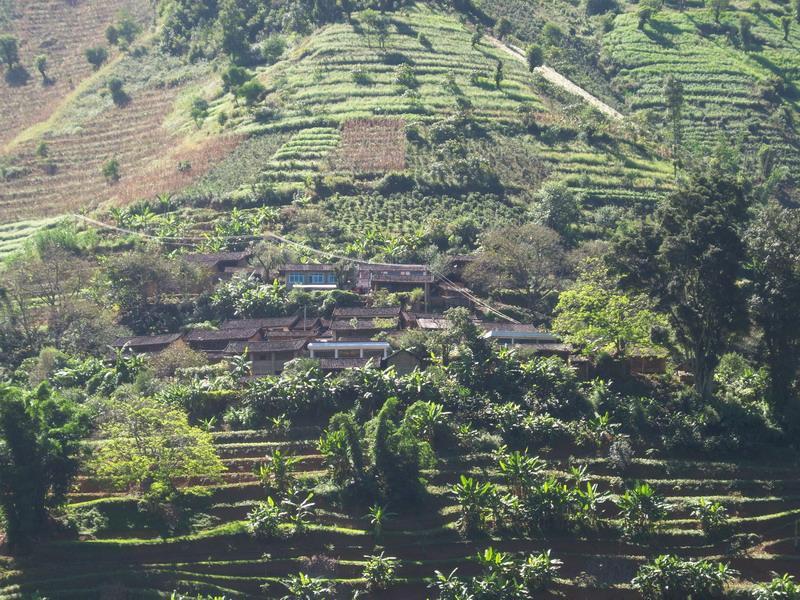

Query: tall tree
<box><xmin>610</xmin><ymin>169</ymin><xmax>749</xmax><ymax>399</ymax></box>
<box><xmin>0</xmin><ymin>383</ymin><xmax>89</xmax><ymax>551</ymax></box>
<box><xmin>745</xmin><ymin>201</ymin><xmax>800</xmax><ymax>424</ymax></box>
<box><xmin>663</xmin><ymin>75</ymin><xmax>684</xmax><ymax>160</ymax></box>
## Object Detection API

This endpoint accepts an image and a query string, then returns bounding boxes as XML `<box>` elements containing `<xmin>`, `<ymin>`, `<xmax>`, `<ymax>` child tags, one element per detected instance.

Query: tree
<box><xmin>102</xmin><ymin>248</ymin><xmax>203</xmax><ymax>333</ymax></box>
<box><xmin>465</xmin><ymin>223</ymin><xmax>568</xmax><ymax>316</ymax></box>
<box><xmin>0</xmin><ymin>34</ymin><xmax>19</xmax><ymax>69</ymax></box>
<box><xmin>553</xmin><ymin>260</ymin><xmax>667</xmax><ymax>357</ymax></box>
<box><xmin>107</xmin><ymin>77</ymin><xmax>127</xmax><ymax>106</ymax></box>
<box><xmin>221</xmin><ymin>64</ymin><xmax>251</xmax><ymax>93</ymax></box>
<box><xmin>663</xmin><ymin>75</ymin><xmax>684</xmax><ymax>156</ymax></box>
<box><xmin>782</xmin><ymin>16</ymin><xmax>791</xmax><ymax>40</ymax></box>
<box><xmin>471</xmin><ymin>27</ymin><xmax>483</xmax><ymax>48</ymax></box>
<box><xmin>190</xmin><ymin>96</ymin><xmax>209</xmax><ymax>127</ymax></box>
<box><xmin>610</xmin><ymin>169</ymin><xmax>749</xmax><ymax>399</ymax></box>
<box><xmin>526</xmin><ymin>44</ymin><xmax>544</xmax><ymax>71</ymax></box>
<box><xmin>34</xmin><ymin>55</ymin><xmax>48</xmax><ymax>82</ymax></box>
<box><xmin>796</xmin><ymin>0</ymin><xmax>800</xmax><ymax>25</ymax></box>
<box><xmin>91</xmin><ymin>396</ymin><xmax>224</xmax><ymax>494</ymax></box>
<box><xmin>102</xmin><ymin>158</ymin><xmax>120</xmax><ymax>183</ymax></box>
<box><xmin>494</xmin><ymin>59</ymin><xmax>504</xmax><ymax>89</ymax></box>
<box><xmin>740</xmin><ymin>15</ymin><xmax>754</xmax><ymax>49</ymax></box>
<box><xmin>745</xmin><ymin>202</ymin><xmax>800</xmax><ymax>424</ymax></box>
<box><xmin>85</xmin><ymin>46</ymin><xmax>108</xmax><ymax>70</ymax></box>
<box><xmin>0</xmin><ymin>383</ymin><xmax>89</xmax><ymax>550</ymax></box>
<box><xmin>529</xmin><ymin>180</ymin><xmax>581</xmax><ymax>242</ymax></box>
<box><xmin>707</xmin><ymin>0</ymin><xmax>730</xmax><ymax>24</ymax></box>
<box><xmin>495</xmin><ymin>17</ymin><xmax>512</xmax><ymax>40</ymax></box>
<box><xmin>637</xmin><ymin>7</ymin><xmax>653</xmax><ymax>29</ymax></box>
<box><xmin>236</xmin><ymin>78</ymin><xmax>266</xmax><ymax>107</ymax></box>
<box><xmin>218</xmin><ymin>0</ymin><xmax>250</xmax><ymax>63</ymax></box>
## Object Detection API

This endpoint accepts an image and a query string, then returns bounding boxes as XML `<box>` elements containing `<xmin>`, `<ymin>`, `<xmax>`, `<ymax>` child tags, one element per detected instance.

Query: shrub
<box><xmin>394</xmin><ymin>63</ymin><xmax>417</xmax><ymax>88</ymax></box>
<box><xmin>586</xmin><ymin>0</ymin><xmax>617</xmax><ymax>16</ymax></box>
<box><xmin>0</xmin><ymin>34</ymin><xmax>20</xmax><ymax>68</ymax></box>
<box><xmin>519</xmin><ymin>550</ymin><xmax>562</xmax><ymax>592</ymax></box>
<box><xmin>691</xmin><ymin>499</ymin><xmax>730</xmax><ymax>539</ymax></box>
<box><xmin>85</xmin><ymin>46</ymin><xmax>108</xmax><ymax>70</ymax></box>
<box><xmin>107</xmin><ymin>77</ymin><xmax>127</xmax><ymax>105</ymax></box>
<box><xmin>351</xmin><ymin>67</ymin><xmax>371</xmax><ymax>85</ymax></box>
<box><xmin>363</xmin><ymin>552</ymin><xmax>398</xmax><ymax>591</ymax></box>
<box><xmin>102</xmin><ymin>158</ymin><xmax>120</xmax><ymax>183</ymax></box>
<box><xmin>417</xmin><ymin>32</ymin><xmax>431</xmax><ymax>48</ymax></box>
<box><xmin>616</xmin><ymin>482</ymin><xmax>668</xmax><ymax>539</ymax></box>
<box><xmin>754</xmin><ymin>574</ymin><xmax>800</xmax><ymax>600</ymax></box>
<box><xmin>632</xmin><ymin>555</ymin><xmax>737</xmax><ymax>600</ymax></box>
<box><xmin>279</xmin><ymin>573</ymin><xmax>334</xmax><ymax>599</ymax></box>
<box><xmin>246</xmin><ymin>496</ymin><xmax>285</xmax><ymax>538</ymax></box>
<box><xmin>452</xmin><ymin>475</ymin><xmax>496</xmax><ymax>535</ymax></box>
<box><xmin>262</xmin><ymin>36</ymin><xmax>286</xmax><ymax>65</ymax></box>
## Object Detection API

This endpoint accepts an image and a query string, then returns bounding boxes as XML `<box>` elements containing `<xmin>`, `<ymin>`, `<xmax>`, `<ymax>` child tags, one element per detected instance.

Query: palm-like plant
<box><xmin>365</xmin><ymin>503</ymin><xmax>396</xmax><ymax>542</ymax></box>
<box><xmin>572</xmin><ymin>481</ymin><xmax>610</xmax><ymax>530</ymax></box>
<box><xmin>278</xmin><ymin>572</ymin><xmax>334</xmax><ymax>600</ymax></box>
<box><xmin>256</xmin><ymin>449</ymin><xmax>300</xmax><ymax>495</ymax></box>
<box><xmin>497</xmin><ymin>450</ymin><xmax>543</xmax><ymax>500</ymax></box>
<box><xmin>452</xmin><ymin>475</ymin><xmax>496</xmax><ymax>535</ymax></box>
<box><xmin>616</xmin><ymin>482</ymin><xmax>669</xmax><ymax>539</ymax></box>
<box><xmin>281</xmin><ymin>490</ymin><xmax>315</xmax><ymax>535</ymax></box>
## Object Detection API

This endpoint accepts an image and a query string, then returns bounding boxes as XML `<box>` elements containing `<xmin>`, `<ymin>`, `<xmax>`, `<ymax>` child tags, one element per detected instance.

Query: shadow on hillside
<box><xmin>643</xmin><ymin>22</ymin><xmax>677</xmax><ymax>49</ymax></box>
<box><xmin>5</xmin><ymin>65</ymin><xmax>30</xmax><ymax>87</ymax></box>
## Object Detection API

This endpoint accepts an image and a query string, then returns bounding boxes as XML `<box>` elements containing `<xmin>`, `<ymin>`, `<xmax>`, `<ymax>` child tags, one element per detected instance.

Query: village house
<box><xmin>111</xmin><ymin>332</ymin><xmax>183</xmax><ymax>354</ymax></box>
<box><xmin>278</xmin><ymin>263</ymin><xmax>339</xmax><ymax>289</ymax></box>
<box><xmin>184</xmin><ymin>327</ymin><xmax>262</xmax><ymax>357</ymax></box>
<box><xmin>481</xmin><ymin>324</ymin><xmax>571</xmax><ymax>359</ymax></box>
<box><xmin>220</xmin><ymin>315</ymin><xmax>301</xmax><ymax>333</ymax></box>
<box><xmin>224</xmin><ymin>339</ymin><xmax>309</xmax><ymax>376</ymax></box>
<box><xmin>354</xmin><ymin>264</ymin><xmax>434</xmax><ymax>307</ymax></box>
<box><xmin>186</xmin><ymin>249</ymin><xmax>254</xmax><ymax>279</ymax></box>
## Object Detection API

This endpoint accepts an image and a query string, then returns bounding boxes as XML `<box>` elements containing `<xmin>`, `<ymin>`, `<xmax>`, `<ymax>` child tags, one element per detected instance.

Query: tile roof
<box><xmin>224</xmin><ymin>339</ymin><xmax>308</xmax><ymax>354</ymax></box>
<box><xmin>319</xmin><ymin>357</ymin><xmax>375</xmax><ymax>370</ymax></box>
<box><xmin>220</xmin><ymin>316</ymin><xmax>300</xmax><ymax>330</ymax></box>
<box><xmin>185</xmin><ymin>250</ymin><xmax>252</xmax><ymax>266</ymax></box>
<box><xmin>278</xmin><ymin>263</ymin><xmax>337</xmax><ymax>272</ymax></box>
<box><xmin>330</xmin><ymin>318</ymin><xmax>399</xmax><ymax>330</ymax></box>
<box><xmin>112</xmin><ymin>333</ymin><xmax>183</xmax><ymax>348</ymax></box>
<box><xmin>332</xmin><ymin>306</ymin><xmax>402</xmax><ymax>318</ymax></box>
<box><xmin>184</xmin><ymin>328</ymin><xmax>261</xmax><ymax>342</ymax></box>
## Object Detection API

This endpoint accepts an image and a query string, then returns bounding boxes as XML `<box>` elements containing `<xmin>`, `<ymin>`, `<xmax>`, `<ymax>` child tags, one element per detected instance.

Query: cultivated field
<box><xmin>1</xmin><ymin>425</ymin><xmax>798</xmax><ymax>598</ymax></box>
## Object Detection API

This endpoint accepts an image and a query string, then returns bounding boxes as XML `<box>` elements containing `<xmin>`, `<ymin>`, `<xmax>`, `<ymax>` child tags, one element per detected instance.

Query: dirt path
<box><xmin>487</xmin><ymin>36</ymin><xmax>624</xmax><ymax>121</ymax></box>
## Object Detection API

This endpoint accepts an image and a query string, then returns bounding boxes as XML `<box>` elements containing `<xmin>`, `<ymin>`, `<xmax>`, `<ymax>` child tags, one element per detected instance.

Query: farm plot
<box><xmin>2</xmin><ymin>426</ymin><xmax>800</xmax><ymax>598</ymax></box>
<box><xmin>256</xmin><ymin>127</ymin><xmax>342</xmax><ymax>187</ymax></box>
<box><xmin>0</xmin><ymin>0</ymin><xmax>151</xmax><ymax>147</ymax></box>
<box><xmin>0</xmin><ymin>215</ymin><xmax>60</xmax><ymax>258</ymax></box>
<box><xmin>602</xmin><ymin>6</ymin><xmax>800</xmax><ymax>167</ymax></box>
<box><xmin>0</xmin><ymin>88</ymin><xmax>183</xmax><ymax>222</ymax></box>
<box><xmin>329</xmin><ymin>118</ymin><xmax>406</xmax><ymax>174</ymax></box>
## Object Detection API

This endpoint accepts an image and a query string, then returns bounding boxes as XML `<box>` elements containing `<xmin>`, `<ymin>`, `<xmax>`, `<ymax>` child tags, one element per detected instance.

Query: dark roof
<box><xmin>112</xmin><ymin>333</ymin><xmax>183</xmax><ymax>348</ymax></box>
<box><xmin>184</xmin><ymin>328</ymin><xmax>261</xmax><ymax>342</ymax></box>
<box><xmin>290</xmin><ymin>316</ymin><xmax>322</xmax><ymax>332</ymax></box>
<box><xmin>370</xmin><ymin>272</ymin><xmax>434</xmax><ymax>284</ymax></box>
<box><xmin>185</xmin><ymin>250</ymin><xmax>252</xmax><ymax>266</ymax></box>
<box><xmin>357</xmin><ymin>263</ymin><xmax>427</xmax><ymax>272</ymax></box>
<box><xmin>319</xmin><ymin>357</ymin><xmax>375</xmax><ymax>370</ymax></box>
<box><xmin>330</xmin><ymin>318</ymin><xmax>398</xmax><ymax>331</ymax></box>
<box><xmin>332</xmin><ymin>306</ymin><xmax>401</xmax><ymax>318</ymax></box>
<box><xmin>220</xmin><ymin>316</ymin><xmax>299</xmax><ymax>330</ymax></box>
<box><xmin>481</xmin><ymin>323</ymin><xmax>546</xmax><ymax>334</ymax></box>
<box><xmin>278</xmin><ymin>263</ymin><xmax>336</xmax><ymax>272</ymax></box>
<box><xmin>224</xmin><ymin>339</ymin><xmax>308</xmax><ymax>354</ymax></box>
<box><xmin>266</xmin><ymin>330</ymin><xmax>318</xmax><ymax>339</ymax></box>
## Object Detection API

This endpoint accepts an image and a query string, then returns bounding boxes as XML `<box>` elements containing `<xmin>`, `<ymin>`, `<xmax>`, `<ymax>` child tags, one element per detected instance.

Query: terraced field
<box><xmin>0</xmin><ymin>0</ymin><xmax>151</xmax><ymax>147</ymax></box>
<box><xmin>2</xmin><ymin>427</ymin><xmax>799</xmax><ymax>598</ymax></box>
<box><xmin>0</xmin><ymin>216</ymin><xmax>61</xmax><ymax>258</ymax></box>
<box><xmin>602</xmin><ymin>4</ymin><xmax>800</xmax><ymax>165</ymax></box>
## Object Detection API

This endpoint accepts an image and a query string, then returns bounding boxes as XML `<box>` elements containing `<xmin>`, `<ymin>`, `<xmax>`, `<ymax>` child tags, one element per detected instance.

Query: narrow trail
<box><xmin>486</xmin><ymin>36</ymin><xmax>624</xmax><ymax>121</ymax></box>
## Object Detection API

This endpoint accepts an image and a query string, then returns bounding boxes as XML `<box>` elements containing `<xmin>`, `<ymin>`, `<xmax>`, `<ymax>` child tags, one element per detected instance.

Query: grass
<box><xmin>602</xmin><ymin>2</ymin><xmax>800</xmax><ymax>165</ymax></box>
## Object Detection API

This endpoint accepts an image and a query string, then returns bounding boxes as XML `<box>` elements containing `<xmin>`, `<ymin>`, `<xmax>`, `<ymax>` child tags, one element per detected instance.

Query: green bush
<box><xmin>246</xmin><ymin>496</ymin><xmax>285</xmax><ymax>539</ymax></box>
<box><xmin>632</xmin><ymin>555</ymin><xmax>737</xmax><ymax>600</ymax></box>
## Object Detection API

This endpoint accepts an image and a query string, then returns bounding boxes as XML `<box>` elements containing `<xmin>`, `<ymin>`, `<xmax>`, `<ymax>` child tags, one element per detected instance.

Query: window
<box><xmin>327</xmin><ymin>273</ymin><xmax>337</xmax><ymax>284</ymax></box>
<box><xmin>311</xmin><ymin>272</ymin><xmax>325</xmax><ymax>284</ymax></box>
<box><xmin>288</xmin><ymin>273</ymin><xmax>304</xmax><ymax>284</ymax></box>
